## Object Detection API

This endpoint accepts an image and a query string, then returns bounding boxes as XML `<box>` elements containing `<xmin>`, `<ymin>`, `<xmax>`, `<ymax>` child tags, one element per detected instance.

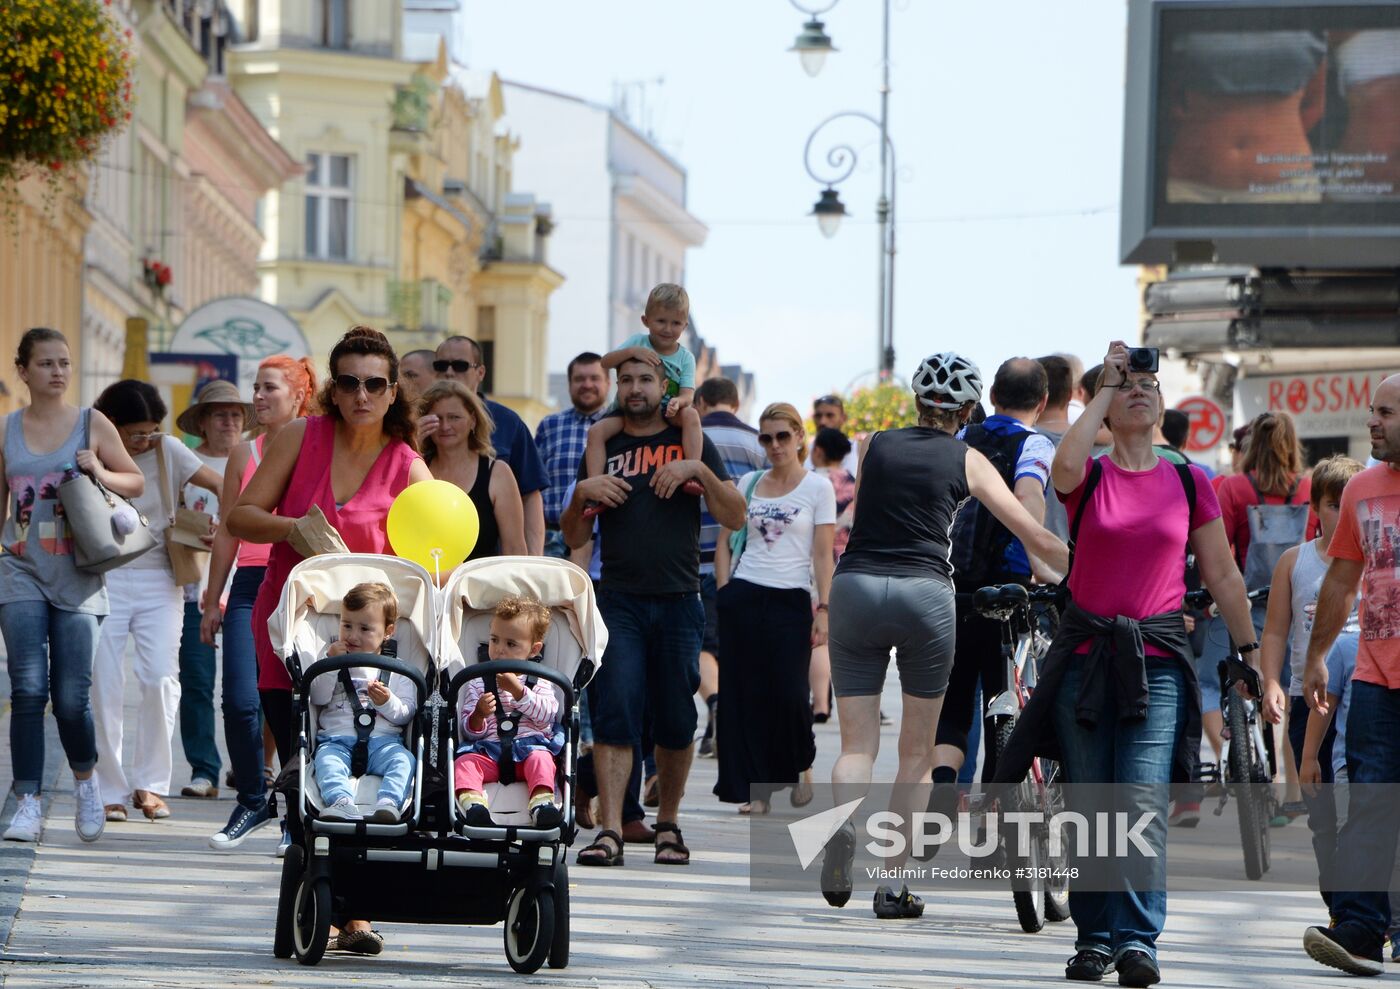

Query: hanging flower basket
<box><xmin>0</xmin><ymin>0</ymin><xmax>134</xmax><ymax>190</ymax></box>
<box><xmin>828</xmin><ymin>382</ymin><xmax>919</xmax><ymax>439</ymax></box>
<box><xmin>142</xmin><ymin>256</ymin><xmax>172</xmax><ymax>297</ymax></box>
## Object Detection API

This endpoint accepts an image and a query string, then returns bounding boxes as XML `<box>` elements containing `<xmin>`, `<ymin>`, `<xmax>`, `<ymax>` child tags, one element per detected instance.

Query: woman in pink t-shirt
<box><xmin>994</xmin><ymin>341</ymin><xmax>1256</xmax><ymax>986</ymax></box>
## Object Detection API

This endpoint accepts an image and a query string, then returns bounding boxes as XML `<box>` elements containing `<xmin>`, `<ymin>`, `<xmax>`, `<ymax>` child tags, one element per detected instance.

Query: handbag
<box><xmin>726</xmin><ymin>470</ymin><xmax>766</xmax><ymax>576</ymax></box>
<box><xmin>155</xmin><ymin>439</ymin><xmax>206</xmax><ymax>587</ymax></box>
<box><xmin>57</xmin><ymin>410</ymin><xmax>158</xmax><ymax>573</ymax></box>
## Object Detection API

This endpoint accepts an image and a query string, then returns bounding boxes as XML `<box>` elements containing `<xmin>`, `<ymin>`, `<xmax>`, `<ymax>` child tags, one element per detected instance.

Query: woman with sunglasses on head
<box><xmin>90</xmin><ymin>381</ymin><xmax>225</xmax><ymax>824</ymax></box>
<box><xmin>991</xmin><ymin>341</ymin><xmax>1255</xmax><ymax>986</ymax></box>
<box><xmin>820</xmin><ymin>352</ymin><xmax>1069</xmax><ymax>920</ymax></box>
<box><xmin>0</xmin><ymin>329</ymin><xmax>144</xmax><ymax>844</ymax></box>
<box><xmin>204</xmin><ymin>355</ymin><xmax>317</xmax><ymax>851</ymax></box>
<box><xmin>229</xmin><ymin>326</ymin><xmax>431</xmax><ymax>956</ymax></box>
<box><xmin>418</xmin><ymin>380</ymin><xmax>526</xmax><ymax>561</ymax></box>
<box><xmin>713</xmin><ymin>403</ymin><xmax>835</xmax><ymax>816</ymax></box>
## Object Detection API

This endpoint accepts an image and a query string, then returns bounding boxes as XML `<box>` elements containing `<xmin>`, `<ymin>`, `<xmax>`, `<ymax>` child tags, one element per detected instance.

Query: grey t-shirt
<box><xmin>0</xmin><ymin>409</ymin><xmax>108</xmax><ymax>615</ymax></box>
<box><xmin>1036</xmin><ymin>426</ymin><xmax>1070</xmax><ymax>543</ymax></box>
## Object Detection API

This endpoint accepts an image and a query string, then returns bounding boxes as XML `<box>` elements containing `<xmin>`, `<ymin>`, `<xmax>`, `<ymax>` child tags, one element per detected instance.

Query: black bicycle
<box><xmin>972</xmin><ymin>583</ymin><xmax>1072</xmax><ymax>933</ymax></box>
<box><xmin>1184</xmin><ymin>585</ymin><xmax>1274</xmax><ymax>880</ymax></box>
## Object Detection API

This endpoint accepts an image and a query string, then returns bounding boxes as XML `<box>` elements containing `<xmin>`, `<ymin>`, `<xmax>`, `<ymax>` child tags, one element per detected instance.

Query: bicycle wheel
<box><xmin>1040</xmin><ymin>757</ymin><xmax>1071</xmax><ymax>923</ymax></box>
<box><xmin>1226</xmin><ymin>698</ymin><xmax>1269</xmax><ymax>880</ymax></box>
<box><xmin>992</xmin><ymin>717</ymin><xmax>1043</xmax><ymax>933</ymax></box>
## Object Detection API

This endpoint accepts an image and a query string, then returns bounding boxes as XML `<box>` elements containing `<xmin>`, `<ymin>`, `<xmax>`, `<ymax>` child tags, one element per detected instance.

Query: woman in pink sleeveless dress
<box><xmin>203</xmin><ymin>356</ymin><xmax>318</xmax><ymax>851</ymax></box>
<box><xmin>228</xmin><ymin>327</ymin><xmax>430</xmax><ymax>955</ymax></box>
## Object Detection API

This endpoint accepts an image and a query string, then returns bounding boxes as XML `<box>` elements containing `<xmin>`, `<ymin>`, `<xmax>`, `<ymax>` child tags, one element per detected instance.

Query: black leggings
<box><xmin>259</xmin><ymin>688</ymin><xmax>295</xmax><ymax>768</ymax></box>
<box><xmin>934</xmin><ymin>597</ymin><xmax>1007</xmax><ymax>781</ymax></box>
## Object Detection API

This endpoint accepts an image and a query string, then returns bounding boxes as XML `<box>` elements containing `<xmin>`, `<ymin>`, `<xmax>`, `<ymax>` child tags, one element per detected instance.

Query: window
<box><xmin>305</xmin><ymin>152</ymin><xmax>352</xmax><ymax>259</ymax></box>
<box><xmin>318</xmin><ymin>0</ymin><xmax>350</xmax><ymax>49</ymax></box>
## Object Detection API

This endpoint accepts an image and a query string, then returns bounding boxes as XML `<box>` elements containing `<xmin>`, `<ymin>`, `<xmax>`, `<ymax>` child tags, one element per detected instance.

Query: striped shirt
<box><xmin>699</xmin><ymin>410</ymin><xmax>768</xmax><ymax>574</ymax></box>
<box><xmin>458</xmin><ymin>676</ymin><xmax>560</xmax><ymax>743</ymax></box>
<box><xmin>535</xmin><ymin>405</ymin><xmax>606</xmax><ymax>526</ymax></box>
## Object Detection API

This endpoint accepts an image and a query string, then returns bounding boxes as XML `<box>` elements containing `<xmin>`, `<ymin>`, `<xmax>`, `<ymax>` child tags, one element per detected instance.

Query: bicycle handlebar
<box><xmin>1183</xmin><ymin>584</ymin><xmax>1270</xmax><ymax>611</ymax></box>
<box><xmin>963</xmin><ymin>583</ymin><xmax>1060</xmax><ymax>621</ymax></box>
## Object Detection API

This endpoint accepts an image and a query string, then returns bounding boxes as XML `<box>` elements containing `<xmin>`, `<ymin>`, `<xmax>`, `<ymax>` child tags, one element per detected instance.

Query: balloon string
<box><xmin>431</xmin><ymin>547</ymin><xmax>443</xmax><ymax>586</ymax></box>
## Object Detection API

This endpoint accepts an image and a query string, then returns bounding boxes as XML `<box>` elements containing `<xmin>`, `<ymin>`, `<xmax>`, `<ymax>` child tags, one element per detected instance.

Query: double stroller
<box><xmin>267</xmin><ymin>553</ymin><xmax>605</xmax><ymax>973</ymax></box>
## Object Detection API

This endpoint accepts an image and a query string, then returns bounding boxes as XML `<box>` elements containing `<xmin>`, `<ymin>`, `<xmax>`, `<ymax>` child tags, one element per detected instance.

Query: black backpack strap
<box><xmin>338</xmin><ymin>668</ymin><xmax>377</xmax><ymax>778</ymax></box>
<box><xmin>1175</xmin><ymin>462</ymin><xmax>1197</xmax><ymax>520</ymax></box>
<box><xmin>1061</xmin><ymin>457</ymin><xmax>1104</xmax><ymax>596</ymax></box>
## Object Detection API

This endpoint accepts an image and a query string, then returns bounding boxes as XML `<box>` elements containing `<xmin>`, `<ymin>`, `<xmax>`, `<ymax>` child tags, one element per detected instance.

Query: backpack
<box><xmin>1242</xmin><ymin>473</ymin><xmax>1308</xmax><ymax>593</ymax></box>
<box><xmin>948</xmin><ymin>423</ymin><xmax>1035</xmax><ymax>588</ymax></box>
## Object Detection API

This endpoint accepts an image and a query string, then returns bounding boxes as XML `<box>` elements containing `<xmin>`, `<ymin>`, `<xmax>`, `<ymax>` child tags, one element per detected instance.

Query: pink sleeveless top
<box><xmin>235</xmin><ymin>435</ymin><xmax>271</xmax><ymax>568</ymax></box>
<box><xmin>251</xmin><ymin>416</ymin><xmax>420</xmax><ymax>690</ymax></box>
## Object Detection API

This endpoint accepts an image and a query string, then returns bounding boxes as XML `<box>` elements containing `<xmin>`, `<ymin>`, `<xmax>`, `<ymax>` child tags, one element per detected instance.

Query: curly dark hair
<box><xmin>94</xmin><ymin>379</ymin><xmax>168</xmax><ymax>426</ymax></box>
<box><xmin>318</xmin><ymin>325</ymin><xmax>418</xmax><ymax>452</ymax></box>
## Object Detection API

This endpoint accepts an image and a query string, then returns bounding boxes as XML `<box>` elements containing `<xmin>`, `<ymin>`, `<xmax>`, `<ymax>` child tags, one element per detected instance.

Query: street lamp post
<box><xmin>790</xmin><ymin>0</ymin><xmax>896</xmax><ymax>379</ymax></box>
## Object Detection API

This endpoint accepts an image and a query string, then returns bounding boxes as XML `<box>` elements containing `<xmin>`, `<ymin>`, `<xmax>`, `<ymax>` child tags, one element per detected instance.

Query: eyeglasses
<box><xmin>334</xmin><ymin>374</ymin><xmax>392</xmax><ymax>396</ymax></box>
<box><xmin>1116</xmin><ymin>378</ymin><xmax>1161</xmax><ymax>393</ymax></box>
<box><xmin>433</xmin><ymin>359</ymin><xmax>479</xmax><ymax>374</ymax></box>
<box><xmin>758</xmin><ymin>430</ymin><xmax>795</xmax><ymax>446</ymax></box>
<box><xmin>127</xmin><ymin>430</ymin><xmax>162</xmax><ymax>444</ymax></box>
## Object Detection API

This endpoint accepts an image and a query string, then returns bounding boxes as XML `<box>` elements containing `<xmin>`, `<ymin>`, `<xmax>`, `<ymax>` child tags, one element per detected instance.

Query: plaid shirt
<box><xmin>535</xmin><ymin>405</ymin><xmax>606</xmax><ymax>526</ymax></box>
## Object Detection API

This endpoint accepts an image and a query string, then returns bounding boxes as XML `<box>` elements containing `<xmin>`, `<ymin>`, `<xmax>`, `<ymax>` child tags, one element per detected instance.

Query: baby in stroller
<box><xmin>455</xmin><ymin>595</ymin><xmax>564</xmax><ymax>830</ymax></box>
<box><xmin>308</xmin><ymin>581</ymin><xmax>417</xmax><ymax>822</ymax></box>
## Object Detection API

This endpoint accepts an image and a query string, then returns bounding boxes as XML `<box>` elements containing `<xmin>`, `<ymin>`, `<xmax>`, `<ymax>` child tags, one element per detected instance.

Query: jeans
<box><xmin>1</xmin><ymin>601</ymin><xmax>101</xmax><ymax>794</ymax></box>
<box><xmin>222</xmin><ymin>566</ymin><xmax>267</xmax><ymax>810</ymax></box>
<box><xmin>177</xmin><ymin>600</ymin><xmax>222</xmax><ymax>783</ymax></box>
<box><xmin>1329</xmin><ymin>680</ymin><xmax>1400</xmax><ymax>943</ymax></box>
<box><xmin>1054</xmin><ymin>655</ymin><xmax>1186</xmax><ymax>964</ymax></box>
<box><xmin>314</xmin><ymin>735</ymin><xmax>415</xmax><ymax>805</ymax></box>
<box><xmin>588</xmin><ymin>590</ymin><xmax>703</xmax><ymax>748</ymax></box>
<box><xmin>1287</xmin><ymin>694</ymin><xmax>1338</xmax><ymax>910</ymax></box>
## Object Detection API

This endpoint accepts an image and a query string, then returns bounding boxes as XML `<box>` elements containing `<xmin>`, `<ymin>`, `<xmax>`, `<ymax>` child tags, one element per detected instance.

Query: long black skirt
<box><xmin>713</xmin><ymin>578</ymin><xmax>817</xmax><ymax>804</ymax></box>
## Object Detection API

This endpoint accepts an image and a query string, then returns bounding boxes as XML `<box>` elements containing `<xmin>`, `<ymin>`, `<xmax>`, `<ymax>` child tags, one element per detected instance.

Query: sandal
<box><xmin>738</xmin><ymin>800</ymin><xmax>769</xmax><ymax>815</ymax></box>
<box><xmin>104</xmin><ymin>804</ymin><xmax>128</xmax><ymax>823</ymax></box>
<box><xmin>642</xmin><ymin>774</ymin><xmax>659</xmax><ymax>808</ymax></box>
<box><xmin>336</xmin><ymin>928</ymin><xmax>384</xmax><ymax>955</ymax></box>
<box><xmin>132</xmin><ymin>790</ymin><xmax>170</xmax><ymax>821</ymax></box>
<box><xmin>791</xmin><ymin>769</ymin><xmax>814</xmax><ymax>808</ymax></box>
<box><xmin>653</xmin><ymin>821</ymin><xmax>690</xmax><ymax>865</ymax></box>
<box><xmin>576</xmin><ymin>829</ymin><xmax>624</xmax><ymax>867</ymax></box>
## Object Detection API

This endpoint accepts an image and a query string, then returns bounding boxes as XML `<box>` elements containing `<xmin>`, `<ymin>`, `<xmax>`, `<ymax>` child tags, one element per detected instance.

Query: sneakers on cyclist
<box><xmin>911</xmin><ymin>781</ymin><xmax>960</xmax><ymax>862</ymax></box>
<box><xmin>1167</xmin><ymin>800</ymin><xmax>1200</xmax><ymax>828</ymax></box>
<box><xmin>1115</xmin><ymin>950</ymin><xmax>1160</xmax><ymax>987</ymax></box>
<box><xmin>1304</xmin><ymin>922</ymin><xmax>1384</xmax><ymax>976</ymax></box>
<box><xmin>1066</xmin><ymin>949</ymin><xmax>1113</xmax><ymax>982</ymax></box>
<box><xmin>872</xmin><ymin>884</ymin><xmax>924</xmax><ymax>919</ymax></box>
<box><xmin>820</xmin><ymin>822</ymin><xmax>855</xmax><ymax>908</ymax></box>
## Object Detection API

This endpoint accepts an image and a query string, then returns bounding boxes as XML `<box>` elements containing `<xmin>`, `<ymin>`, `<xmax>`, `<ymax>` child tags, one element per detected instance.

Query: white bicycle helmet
<box><xmin>911</xmin><ymin>352</ymin><xmax>983</xmax><ymax>410</ymax></box>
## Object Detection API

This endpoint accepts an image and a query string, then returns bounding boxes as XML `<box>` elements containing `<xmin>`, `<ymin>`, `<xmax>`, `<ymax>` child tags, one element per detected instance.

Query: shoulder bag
<box><xmin>57</xmin><ymin>410</ymin><xmax>158</xmax><ymax>573</ymax></box>
<box><xmin>155</xmin><ymin>438</ymin><xmax>207</xmax><ymax>586</ymax></box>
<box><xmin>726</xmin><ymin>470</ymin><xmax>767</xmax><ymax>576</ymax></box>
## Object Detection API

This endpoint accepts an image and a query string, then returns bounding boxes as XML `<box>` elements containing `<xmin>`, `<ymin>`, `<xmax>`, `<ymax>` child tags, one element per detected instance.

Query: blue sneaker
<box><xmin>208</xmin><ymin>802</ymin><xmax>272</xmax><ymax>851</ymax></box>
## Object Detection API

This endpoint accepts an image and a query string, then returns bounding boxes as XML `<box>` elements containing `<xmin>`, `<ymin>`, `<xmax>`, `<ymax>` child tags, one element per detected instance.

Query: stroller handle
<box><xmin>299</xmin><ymin>653</ymin><xmax>430</xmax><ymax>700</ymax></box>
<box><xmin>446</xmin><ymin>659</ymin><xmax>577</xmax><ymax>709</ymax></box>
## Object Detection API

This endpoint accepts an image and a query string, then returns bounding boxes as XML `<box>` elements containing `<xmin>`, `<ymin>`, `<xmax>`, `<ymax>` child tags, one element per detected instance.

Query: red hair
<box><xmin>258</xmin><ymin>355</ymin><xmax>319</xmax><ymax>417</ymax></box>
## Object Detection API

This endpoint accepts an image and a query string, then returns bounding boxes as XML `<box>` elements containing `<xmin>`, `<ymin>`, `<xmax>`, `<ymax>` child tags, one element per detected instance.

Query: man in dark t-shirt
<box><xmin>562</xmin><ymin>358</ymin><xmax>745</xmax><ymax>866</ymax></box>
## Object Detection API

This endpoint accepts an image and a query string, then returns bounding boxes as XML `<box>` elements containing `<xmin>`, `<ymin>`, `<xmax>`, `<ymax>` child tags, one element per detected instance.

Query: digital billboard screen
<box><xmin>1122</xmin><ymin>1</ymin><xmax>1400</xmax><ymax>265</ymax></box>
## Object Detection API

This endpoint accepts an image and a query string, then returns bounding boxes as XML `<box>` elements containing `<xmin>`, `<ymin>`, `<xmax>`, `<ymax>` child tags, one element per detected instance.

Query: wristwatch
<box><xmin>1238</xmin><ymin>641</ymin><xmax>1260</xmax><ymax>655</ymax></box>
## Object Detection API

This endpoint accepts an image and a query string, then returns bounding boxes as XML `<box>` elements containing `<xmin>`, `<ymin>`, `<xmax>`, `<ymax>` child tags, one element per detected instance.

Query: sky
<box><xmin>458</xmin><ymin>1</ymin><xmax>1143</xmax><ymax>414</ymax></box>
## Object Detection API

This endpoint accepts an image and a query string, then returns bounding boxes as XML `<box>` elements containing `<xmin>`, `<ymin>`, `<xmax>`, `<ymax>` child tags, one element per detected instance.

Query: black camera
<box><xmin>1126</xmin><ymin>347</ymin><xmax>1159</xmax><ymax>373</ymax></box>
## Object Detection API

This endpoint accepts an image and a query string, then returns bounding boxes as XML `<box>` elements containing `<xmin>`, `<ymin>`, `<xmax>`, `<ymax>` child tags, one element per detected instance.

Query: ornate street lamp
<box><xmin>787</xmin><ymin>2</ymin><xmax>838</xmax><ymax>78</ymax></box>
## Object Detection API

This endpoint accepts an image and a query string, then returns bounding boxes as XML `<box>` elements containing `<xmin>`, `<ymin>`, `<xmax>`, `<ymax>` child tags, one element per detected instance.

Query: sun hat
<box><xmin>175</xmin><ymin>379</ymin><xmax>255</xmax><ymax>437</ymax></box>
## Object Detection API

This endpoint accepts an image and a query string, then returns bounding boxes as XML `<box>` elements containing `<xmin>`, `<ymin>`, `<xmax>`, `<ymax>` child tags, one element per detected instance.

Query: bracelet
<box><xmin>1238</xmin><ymin>641</ymin><xmax>1260</xmax><ymax>655</ymax></box>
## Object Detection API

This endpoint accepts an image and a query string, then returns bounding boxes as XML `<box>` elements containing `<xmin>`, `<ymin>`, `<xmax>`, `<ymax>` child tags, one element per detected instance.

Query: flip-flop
<box><xmin>576</xmin><ymin>829</ymin><xmax>624</xmax><ymax>867</ymax></box>
<box><xmin>653</xmin><ymin>821</ymin><xmax>690</xmax><ymax>865</ymax></box>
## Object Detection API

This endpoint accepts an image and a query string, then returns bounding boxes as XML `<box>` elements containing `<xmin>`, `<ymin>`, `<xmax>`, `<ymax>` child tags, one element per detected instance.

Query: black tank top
<box><xmin>466</xmin><ymin>455</ymin><xmax>502</xmax><ymax>561</ymax></box>
<box><xmin>836</xmin><ymin>427</ymin><xmax>969</xmax><ymax>583</ymax></box>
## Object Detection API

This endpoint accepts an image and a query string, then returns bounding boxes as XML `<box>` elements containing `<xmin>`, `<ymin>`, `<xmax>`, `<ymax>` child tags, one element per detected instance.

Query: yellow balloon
<box><xmin>387</xmin><ymin>479</ymin><xmax>479</xmax><ymax>574</ymax></box>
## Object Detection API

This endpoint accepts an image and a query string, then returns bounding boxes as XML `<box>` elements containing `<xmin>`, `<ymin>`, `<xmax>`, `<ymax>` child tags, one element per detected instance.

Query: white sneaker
<box><xmin>322</xmin><ymin>796</ymin><xmax>362</xmax><ymax>821</ymax></box>
<box><xmin>180</xmin><ymin>778</ymin><xmax>218</xmax><ymax>798</ymax></box>
<box><xmin>4</xmin><ymin>794</ymin><xmax>42</xmax><ymax>842</ymax></box>
<box><xmin>73</xmin><ymin>777</ymin><xmax>104</xmax><ymax>843</ymax></box>
<box><xmin>370</xmin><ymin>797</ymin><xmax>401</xmax><ymax>823</ymax></box>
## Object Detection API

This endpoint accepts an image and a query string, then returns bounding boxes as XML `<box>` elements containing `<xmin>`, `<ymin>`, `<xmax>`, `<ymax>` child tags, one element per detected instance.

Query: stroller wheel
<box><xmin>273</xmin><ymin>844</ymin><xmax>304</xmax><ymax>958</ymax></box>
<box><xmin>292</xmin><ymin>873</ymin><xmax>330</xmax><ymax>966</ymax></box>
<box><xmin>503</xmin><ymin>884</ymin><xmax>554</xmax><ymax>974</ymax></box>
<box><xmin>548</xmin><ymin>859</ymin><xmax>569</xmax><ymax>969</ymax></box>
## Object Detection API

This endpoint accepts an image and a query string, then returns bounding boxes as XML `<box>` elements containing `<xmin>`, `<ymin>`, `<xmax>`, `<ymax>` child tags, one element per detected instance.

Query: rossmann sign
<box><xmin>1238</xmin><ymin>370</ymin><xmax>1393</xmax><ymax>438</ymax></box>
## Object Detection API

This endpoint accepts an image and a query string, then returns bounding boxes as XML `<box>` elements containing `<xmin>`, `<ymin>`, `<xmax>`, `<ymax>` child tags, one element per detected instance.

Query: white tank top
<box><xmin>1287</xmin><ymin>540</ymin><xmax>1361</xmax><ymax>696</ymax></box>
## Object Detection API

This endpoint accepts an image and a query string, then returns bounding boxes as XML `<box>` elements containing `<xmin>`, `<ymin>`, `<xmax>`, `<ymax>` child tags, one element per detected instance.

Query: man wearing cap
<box><xmin>174</xmin><ymin>380</ymin><xmax>253</xmax><ymax>799</ymax></box>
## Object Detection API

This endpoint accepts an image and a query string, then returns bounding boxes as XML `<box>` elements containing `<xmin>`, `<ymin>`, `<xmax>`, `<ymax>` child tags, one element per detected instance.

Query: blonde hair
<box><xmin>494</xmin><ymin>594</ymin><xmax>551</xmax><ymax>644</ymax></box>
<box><xmin>419</xmin><ymin>380</ymin><xmax>496</xmax><ymax>463</ymax></box>
<box><xmin>1241</xmin><ymin>411</ymin><xmax>1305</xmax><ymax>497</ymax></box>
<box><xmin>1310</xmin><ymin>454</ymin><xmax>1364</xmax><ymax>507</ymax></box>
<box><xmin>759</xmin><ymin>402</ymin><xmax>808</xmax><ymax>461</ymax></box>
<box><xmin>645</xmin><ymin>282</ymin><xmax>689</xmax><ymax>317</ymax></box>
<box><xmin>343</xmin><ymin>582</ymin><xmax>398</xmax><ymax>627</ymax></box>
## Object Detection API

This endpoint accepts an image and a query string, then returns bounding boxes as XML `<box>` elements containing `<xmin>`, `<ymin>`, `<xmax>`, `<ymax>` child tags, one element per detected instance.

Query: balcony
<box><xmin>388</xmin><ymin>277</ymin><xmax>452</xmax><ymax>334</ymax></box>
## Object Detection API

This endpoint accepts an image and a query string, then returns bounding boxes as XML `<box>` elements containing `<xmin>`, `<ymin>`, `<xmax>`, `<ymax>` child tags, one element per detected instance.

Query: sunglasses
<box><xmin>334</xmin><ymin>374</ymin><xmax>392</xmax><ymax>396</ymax></box>
<box><xmin>758</xmin><ymin>430</ymin><xmax>795</xmax><ymax>446</ymax></box>
<box><xmin>433</xmin><ymin>359</ymin><xmax>479</xmax><ymax>374</ymax></box>
<box><xmin>127</xmin><ymin>430</ymin><xmax>162</xmax><ymax>444</ymax></box>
